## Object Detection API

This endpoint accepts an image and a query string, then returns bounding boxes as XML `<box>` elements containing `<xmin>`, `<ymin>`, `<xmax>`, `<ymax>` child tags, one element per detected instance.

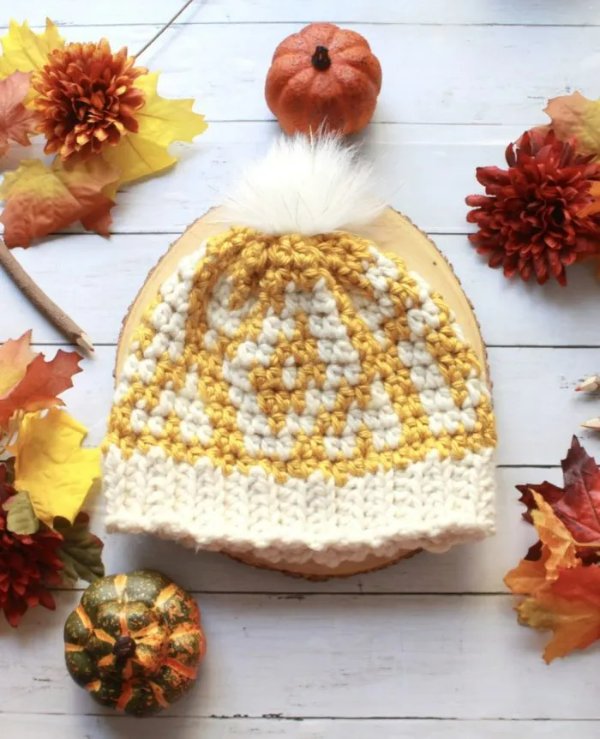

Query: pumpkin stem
<box><xmin>113</xmin><ymin>635</ymin><xmax>136</xmax><ymax>659</ymax></box>
<box><xmin>311</xmin><ymin>45</ymin><xmax>331</xmax><ymax>71</ymax></box>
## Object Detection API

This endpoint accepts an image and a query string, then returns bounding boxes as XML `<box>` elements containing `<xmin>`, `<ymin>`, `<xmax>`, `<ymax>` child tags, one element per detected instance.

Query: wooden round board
<box><xmin>115</xmin><ymin>206</ymin><xmax>488</xmax><ymax>580</ymax></box>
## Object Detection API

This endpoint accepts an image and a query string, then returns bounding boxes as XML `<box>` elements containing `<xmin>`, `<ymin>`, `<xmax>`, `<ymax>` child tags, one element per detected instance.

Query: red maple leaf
<box><xmin>517</xmin><ymin>436</ymin><xmax>600</xmax><ymax>562</ymax></box>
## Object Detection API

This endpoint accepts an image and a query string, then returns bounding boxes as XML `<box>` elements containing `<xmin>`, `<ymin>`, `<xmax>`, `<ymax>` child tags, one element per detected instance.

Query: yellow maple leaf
<box><xmin>11</xmin><ymin>408</ymin><xmax>100</xmax><ymax>526</ymax></box>
<box><xmin>135</xmin><ymin>73</ymin><xmax>208</xmax><ymax>146</ymax></box>
<box><xmin>0</xmin><ymin>18</ymin><xmax>64</xmax><ymax>78</ymax></box>
<box><xmin>103</xmin><ymin>71</ymin><xmax>207</xmax><ymax>186</ymax></box>
<box><xmin>101</xmin><ymin>134</ymin><xmax>176</xmax><ymax>187</ymax></box>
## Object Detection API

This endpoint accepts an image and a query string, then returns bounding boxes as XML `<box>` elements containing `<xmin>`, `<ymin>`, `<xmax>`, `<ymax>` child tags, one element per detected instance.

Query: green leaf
<box><xmin>54</xmin><ymin>513</ymin><xmax>105</xmax><ymax>586</ymax></box>
<box><xmin>3</xmin><ymin>490</ymin><xmax>39</xmax><ymax>535</ymax></box>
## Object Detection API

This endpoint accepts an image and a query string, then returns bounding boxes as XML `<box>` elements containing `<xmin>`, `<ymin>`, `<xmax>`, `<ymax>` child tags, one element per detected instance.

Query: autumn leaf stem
<box><xmin>134</xmin><ymin>0</ymin><xmax>197</xmax><ymax>60</ymax></box>
<box><xmin>0</xmin><ymin>239</ymin><xmax>93</xmax><ymax>353</ymax></box>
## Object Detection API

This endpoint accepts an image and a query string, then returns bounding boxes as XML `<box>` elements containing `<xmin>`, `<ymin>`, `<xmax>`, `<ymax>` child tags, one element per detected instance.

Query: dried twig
<box><xmin>0</xmin><ymin>239</ymin><xmax>93</xmax><ymax>353</ymax></box>
<box><xmin>134</xmin><ymin>0</ymin><xmax>196</xmax><ymax>60</ymax></box>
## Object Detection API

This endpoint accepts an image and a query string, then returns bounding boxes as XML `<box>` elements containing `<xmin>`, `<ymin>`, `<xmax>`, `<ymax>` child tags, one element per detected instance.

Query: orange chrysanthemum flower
<box><xmin>32</xmin><ymin>38</ymin><xmax>147</xmax><ymax>160</ymax></box>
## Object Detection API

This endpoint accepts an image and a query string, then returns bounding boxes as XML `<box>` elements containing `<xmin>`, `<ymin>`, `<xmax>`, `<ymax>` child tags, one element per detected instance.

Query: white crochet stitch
<box><xmin>104</xmin><ymin>445</ymin><xmax>495</xmax><ymax>566</ymax></box>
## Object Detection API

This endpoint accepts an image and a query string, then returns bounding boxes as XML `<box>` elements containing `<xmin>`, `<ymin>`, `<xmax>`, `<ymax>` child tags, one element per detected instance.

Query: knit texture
<box><xmin>103</xmin><ymin>227</ymin><xmax>497</xmax><ymax>565</ymax></box>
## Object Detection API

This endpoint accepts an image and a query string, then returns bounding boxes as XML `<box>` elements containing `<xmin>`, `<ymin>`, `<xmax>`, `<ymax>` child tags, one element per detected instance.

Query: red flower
<box><xmin>466</xmin><ymin>128</ymin><xmax>600</xmax><ymax>285</ymax></box>
<box><xmin>0</xmin><ymin>468</ymin><xmax>64</xmax><ymax>627</ymax></box>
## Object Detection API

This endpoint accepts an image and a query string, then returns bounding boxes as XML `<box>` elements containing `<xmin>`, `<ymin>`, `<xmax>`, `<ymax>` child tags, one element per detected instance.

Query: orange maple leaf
<box><xmin>0</xmin><ymin>71</ymin><xmax>36</xmax><ymax>156</ymax></box>
<box><xmin>531</xmin><ymin>493</ymin><xmax>580</xmax><ymax>577</ymax></box>
<box><xmin>518</xmin><ymin>566</ymin><xmax>600</xmax><ymax>663</ymax></box>
<box><xmin>0</xmin><ymin>330</ymin><xmax>36</xmax><ymax>398</ymax></box>
<box><xmin>506</xmin><ymin>445</ymin><xmax>600</xmax><ymax>662</ymax></box>
<box><xmin>0</xmin><ymin>156</ymin><xmax>119</xmax><ymax>247</ymax></box>
<box><xmin>0</xmin><ymin>333</ymin><xmax>81</xmax><ymax>429</ymax></box>
<box><xmin>504</xmin><ymin>549</ymin><xmax>549</xmax><ymax>597</ymax></box>
<box><xmin>505</xmin><ymin>493</ymin><xmax>580</xmax><ymax>598</ymax></box>
<box><xmin>517</xmin><ymin>437</ymin><xmax>600</xmax><ymax>561</ymax></box>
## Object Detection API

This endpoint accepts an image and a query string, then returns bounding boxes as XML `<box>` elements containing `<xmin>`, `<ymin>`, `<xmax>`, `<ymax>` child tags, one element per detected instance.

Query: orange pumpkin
<box><xmin>265</xmin><ymin>22</ymin><xmax>382</xmax><ymax>136</ymax></box>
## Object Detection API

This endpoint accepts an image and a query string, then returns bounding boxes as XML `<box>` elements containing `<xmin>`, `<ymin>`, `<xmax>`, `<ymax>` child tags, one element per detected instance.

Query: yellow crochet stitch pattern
<box><xmin>103</xmin><ymin>226</ymin><xmax>496</xmax><ymax>567</ymax></box>
<box><xmin>107</xmin><ymin>228</ymin><xmax>494</xmax><ymax>478</ymax></box>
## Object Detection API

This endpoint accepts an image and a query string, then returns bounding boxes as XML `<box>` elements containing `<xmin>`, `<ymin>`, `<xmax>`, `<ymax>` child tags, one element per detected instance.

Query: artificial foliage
<box><xmin>0</xmin><ymin>331</ymin><xmax>103</xmax><ymax>627</ymax></box>
<box><xmin>0</xmin><ymin>19</ymin><xmax>207</xmax><ymax>247</ymax></box>
<box><xmin>505</xmin><ymin>437</ymin><xmax>600</xmax><ymax>661</ymax></box>
<box><xmin>466</xmin><ymin>92</ymin><xmax>600</xmax><ymax>285</ymax></box>
<box><xmin>0</xmin><ymin>71</ymin><xmax>35</xmax><ymax>155</ymax></box>
<box><xmin>0</xmin><ymin>484</ymin><xmax>64</xmax><ymax>626</ymax></box>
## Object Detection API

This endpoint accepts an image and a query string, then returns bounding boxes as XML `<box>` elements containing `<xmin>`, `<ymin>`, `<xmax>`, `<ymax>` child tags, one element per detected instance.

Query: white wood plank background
<box><xmin>2</xmin><ymin>1</ymin><xmax>600</xmax><ymax>736</ymax></box>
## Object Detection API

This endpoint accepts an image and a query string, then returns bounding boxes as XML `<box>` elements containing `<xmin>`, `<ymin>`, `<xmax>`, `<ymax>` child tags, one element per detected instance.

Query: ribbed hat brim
<box><xmin>103</xmin><ymin>444</ymin><xmax>496</xmax><ymax>567</ymax></box>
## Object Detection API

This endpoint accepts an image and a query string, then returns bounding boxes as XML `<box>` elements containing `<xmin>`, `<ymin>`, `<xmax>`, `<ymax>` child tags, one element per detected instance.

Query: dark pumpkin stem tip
<box><xmin>113</xmin><ymin>635</ymin><xmax>136</xmax><ymax>659</ymax></box>
<box><xmin>311</xmin><ymin>45</ymin><xmax>331</xmax><ymax>71</ymax></box>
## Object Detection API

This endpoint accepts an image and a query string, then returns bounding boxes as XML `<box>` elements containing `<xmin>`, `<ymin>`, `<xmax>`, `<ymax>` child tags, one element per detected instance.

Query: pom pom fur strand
<box><xmin>219</xmin><ymin>135</ymin><xmax>385</xmax><ymax>236</ymax></box>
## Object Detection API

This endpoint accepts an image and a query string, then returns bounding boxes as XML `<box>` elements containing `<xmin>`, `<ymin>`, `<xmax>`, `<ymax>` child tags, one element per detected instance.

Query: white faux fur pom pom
<box><xmin>220</xmin><ymin>135</ymin><xmax>384</xmax><ymax>236</ymax></box>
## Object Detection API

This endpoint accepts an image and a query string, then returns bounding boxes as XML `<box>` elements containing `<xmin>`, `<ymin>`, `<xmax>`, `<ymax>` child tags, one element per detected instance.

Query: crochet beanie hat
<box><xmin>103</xmin><ymin>137</ymin><xmax>497</xmax><ymax>567</ymax></box>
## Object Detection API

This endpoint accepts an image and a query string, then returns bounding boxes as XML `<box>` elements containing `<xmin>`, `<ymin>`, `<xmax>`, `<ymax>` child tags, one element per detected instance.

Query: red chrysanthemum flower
<box><xmin>0</xmin><ymin>468</ymin><xmax>64</xmax><ymax>627</ymax></box>
<box><xmin>466</xmin><ymin>128</ymin><xmax>600</xmax><ymax>285</ymax></box>
<box><xmin>32</xmin><ymin>38</ymin><xmax>147</xmax><ymax>160</ymax></box>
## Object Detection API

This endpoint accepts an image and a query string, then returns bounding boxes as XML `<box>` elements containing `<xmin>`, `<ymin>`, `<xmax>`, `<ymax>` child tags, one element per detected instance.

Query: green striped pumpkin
<box><xmin>64</xmin><ymin>570</ymin><xmax>205</xmax><ymax>716</ymax></box>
